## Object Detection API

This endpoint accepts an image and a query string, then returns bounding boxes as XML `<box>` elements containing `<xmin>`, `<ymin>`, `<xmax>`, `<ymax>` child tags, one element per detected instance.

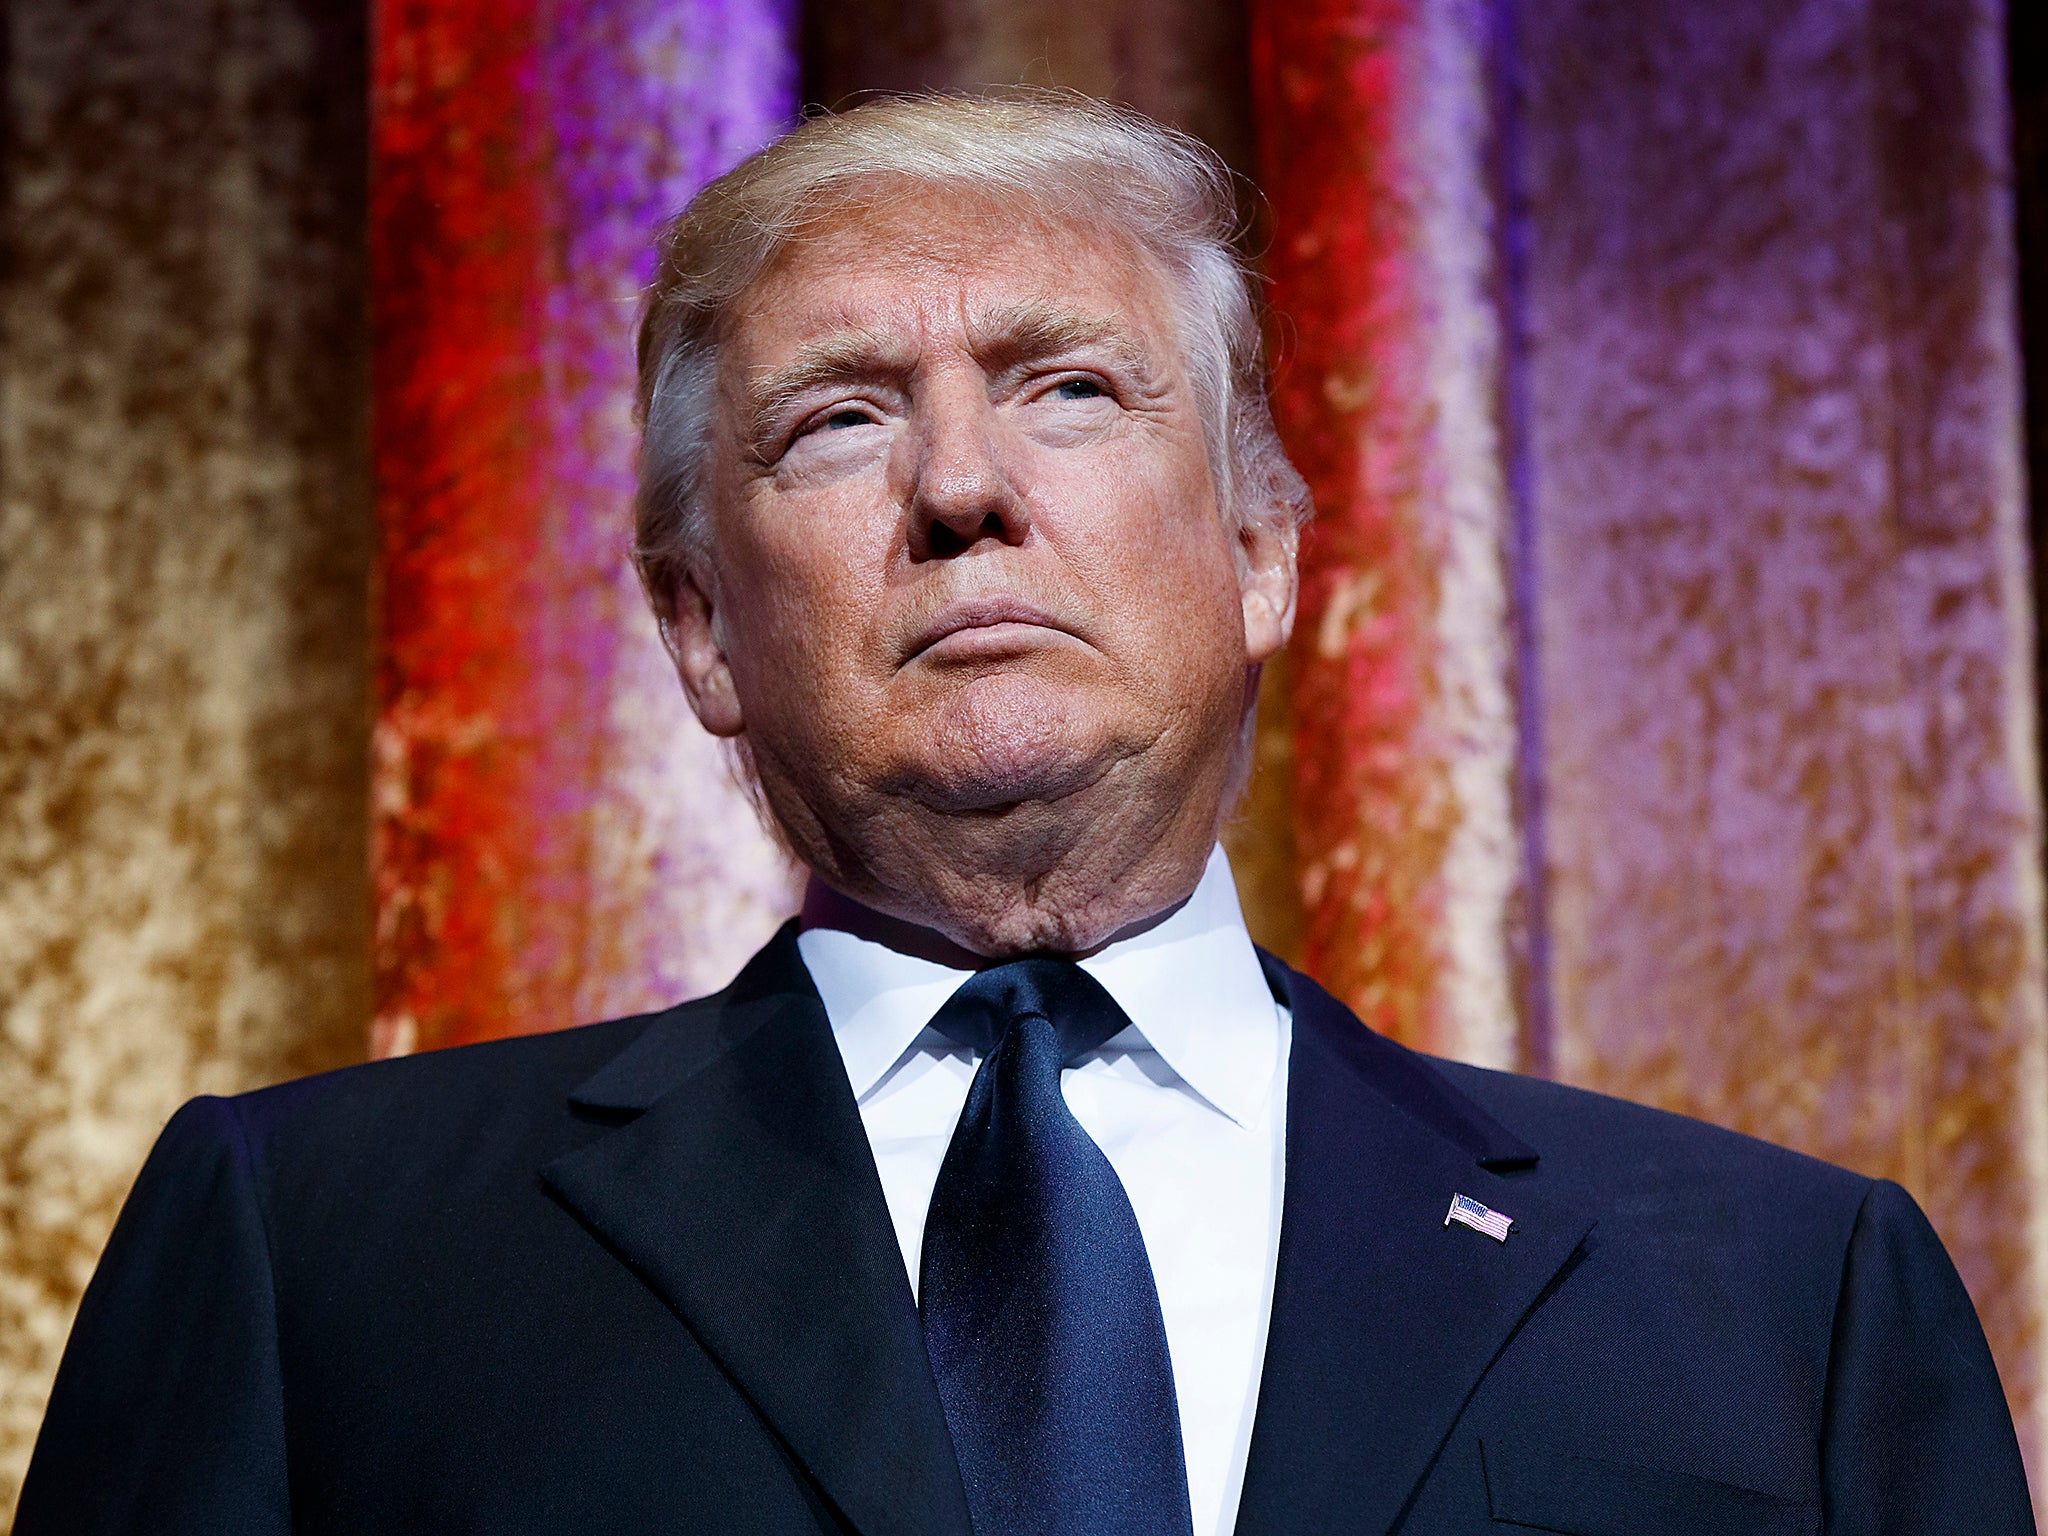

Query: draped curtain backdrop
<box><xmin>1</xmin><ymin>0</ymin><xmax>2042</xmax><ymax>1516</ymax></box>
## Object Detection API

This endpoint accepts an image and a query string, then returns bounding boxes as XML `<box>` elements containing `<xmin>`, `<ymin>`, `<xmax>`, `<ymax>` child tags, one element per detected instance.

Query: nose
<box><xmin>904</xmin><ymin>379</ymin><xmax>1030</xmax><ymax>560</ymax></box>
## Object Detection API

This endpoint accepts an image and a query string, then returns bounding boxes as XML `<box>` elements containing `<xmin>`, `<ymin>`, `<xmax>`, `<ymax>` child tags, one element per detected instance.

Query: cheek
<box><xmin>717</xmin><ymin>484</ymin><xmax>897</xmax><ymax>704</ymax></box>
<box><xmin>1040</xmin><ymin>445</ymin><xmax>1243</xmax><ymax>640</ymax></box>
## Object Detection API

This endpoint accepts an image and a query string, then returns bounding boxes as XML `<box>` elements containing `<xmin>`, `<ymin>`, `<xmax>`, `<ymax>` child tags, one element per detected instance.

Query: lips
<box><xmin>907</xmin><ymin>596</ymin><xmax>1075</xmax><ymax>662</ymax></box>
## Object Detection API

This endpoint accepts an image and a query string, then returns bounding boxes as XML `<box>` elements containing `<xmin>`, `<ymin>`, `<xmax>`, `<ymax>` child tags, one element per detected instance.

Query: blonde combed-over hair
<box><xmin>632</xmin><ymin>90</ymin><xmax>1311</xmax><ymax>612</ymax></box>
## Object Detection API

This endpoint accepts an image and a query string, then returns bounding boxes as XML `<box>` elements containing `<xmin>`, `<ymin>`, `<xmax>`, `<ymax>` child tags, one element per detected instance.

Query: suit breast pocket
<box><xmin>1480</xmin><ymin>1440</ymin><xmax>1819</xmax><ymax>1536</ymax></box>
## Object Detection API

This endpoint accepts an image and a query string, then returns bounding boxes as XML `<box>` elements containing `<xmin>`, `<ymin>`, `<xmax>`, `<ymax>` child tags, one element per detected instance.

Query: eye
<box><xmin>1053</xmin><ymin>377</ymin><xmax>1105</xmax><ymax>401</ymax></box>
<box><xmin>821</xmin><ymin>407</ymin><xmax>875</xmax><ymax>430</ymax></box>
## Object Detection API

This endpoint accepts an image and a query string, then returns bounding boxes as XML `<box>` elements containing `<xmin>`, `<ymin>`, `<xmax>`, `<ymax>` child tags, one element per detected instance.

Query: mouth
<box><xmin>906</xmin><ymin>596</ymin><xmax>1077</xmax><ymax>664</ymax></box>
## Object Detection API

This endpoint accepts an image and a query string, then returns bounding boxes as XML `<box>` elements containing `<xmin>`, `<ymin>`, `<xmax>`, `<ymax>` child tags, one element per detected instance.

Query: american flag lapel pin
<box><xmin>1446</xmin><ymin>1192</ymin><xmax>1514</xmax><ymax>1243</ymax></box>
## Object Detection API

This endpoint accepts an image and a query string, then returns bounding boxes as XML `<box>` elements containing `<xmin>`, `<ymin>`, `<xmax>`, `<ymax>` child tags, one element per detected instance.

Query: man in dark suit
<box><xmin>20</xmin><ymin>92</ymin><xmax>2033</xmax><ymax>1535</ymax></box>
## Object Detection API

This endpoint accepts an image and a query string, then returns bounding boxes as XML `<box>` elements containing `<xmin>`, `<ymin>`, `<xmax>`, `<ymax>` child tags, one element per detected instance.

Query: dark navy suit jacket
<box><xmin>18</xmin><ymin>924</ymin><xmax>2034</xmax><ymax>1534</ymax></box>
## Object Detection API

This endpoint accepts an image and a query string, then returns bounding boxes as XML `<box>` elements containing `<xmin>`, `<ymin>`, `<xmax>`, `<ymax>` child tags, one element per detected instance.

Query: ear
<box><xmin>658</xmin><ymin>567</ymin><xmax>746</xmax><ymax>737</ymax></box>
<box><xmin>1237</xmin><ymin>512</ymin><xmax>1299</xmax><ymax>664</ymax></box>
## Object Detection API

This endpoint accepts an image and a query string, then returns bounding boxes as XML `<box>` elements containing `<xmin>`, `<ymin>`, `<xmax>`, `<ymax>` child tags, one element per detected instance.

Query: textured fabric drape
<box><xmin>1252</xmin><ymin>0</ymin><xmax>1526</xmax><ymax>1066</ymax></box>
<box><xmin>0</xmin><ymin>0</ymin><xmax>374</xmax><ymax>1513</ymax></box>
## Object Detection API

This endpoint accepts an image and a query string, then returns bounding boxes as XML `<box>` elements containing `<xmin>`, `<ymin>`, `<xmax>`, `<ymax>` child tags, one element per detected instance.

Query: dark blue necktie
<box><xmin>918</xmin><ymin>959</ymin><xmax>1195</xmax><ymax>1536</ymax></box>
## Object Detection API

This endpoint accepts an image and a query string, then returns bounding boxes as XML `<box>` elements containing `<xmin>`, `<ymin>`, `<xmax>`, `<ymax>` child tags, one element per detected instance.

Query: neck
<box><xmin>760</xmin><ymin>734</ymin><xmax>1235</xmax><ymax>956</ymax></box>
<box><xmin>799</xmin><ymin>797</ymin><xmax>1219</xmax><ymax>956</ymax></box>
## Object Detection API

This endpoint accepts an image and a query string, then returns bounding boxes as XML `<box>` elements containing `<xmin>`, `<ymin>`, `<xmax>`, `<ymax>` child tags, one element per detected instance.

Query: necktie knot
<box><xmin>925</xmin><ymin>957</ymin><xmax>1132</xmax><ymax>1064</ymax></box>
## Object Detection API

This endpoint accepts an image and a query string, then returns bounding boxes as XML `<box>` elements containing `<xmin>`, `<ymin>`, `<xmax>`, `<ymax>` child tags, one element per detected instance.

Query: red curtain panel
<box><xmin>370</xmin><ymin>0</ymin><xmax>802</xmax><ymax>1054</ymax></box>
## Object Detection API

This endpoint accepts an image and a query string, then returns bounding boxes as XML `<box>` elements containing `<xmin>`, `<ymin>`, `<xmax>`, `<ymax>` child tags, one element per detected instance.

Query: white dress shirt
<box><xmin>796</xmin><ymin>845</ymin><xmax>1290</xmax><ymax>1536</ymax></box>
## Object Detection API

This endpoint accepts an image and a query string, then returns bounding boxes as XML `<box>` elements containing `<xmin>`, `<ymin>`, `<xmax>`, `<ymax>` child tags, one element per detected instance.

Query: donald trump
<box><xmin>20</xmin><ymin>92</ymin><xmax>2031</xmax><ymax>1536</ymax></box>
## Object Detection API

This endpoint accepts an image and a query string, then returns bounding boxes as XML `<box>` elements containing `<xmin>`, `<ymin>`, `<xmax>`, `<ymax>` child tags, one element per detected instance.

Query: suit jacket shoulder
<box><xmin>1406</xmin><ymin>1057</ymin><xmax>2029</xmax><ymax>1536</ymax></box>
<box><xmin>1429</xmin><ymin>1053</ymin><xmax>1873</xmax><ymax>1233</ymax></box>
<box><xmin>1243</xmin><ymin>960</ymin><xmax>2033</xmax><ymax>1536</ymax></box>
<box><xmin>18</xmin><ymin>930</ymin><xmax>943</xmax><ymax>1536</ymax></box>
<box><xmin>228</xmin><ymin>1006</ymin><xmax>676</xmax><ymax>1183</ymax></box>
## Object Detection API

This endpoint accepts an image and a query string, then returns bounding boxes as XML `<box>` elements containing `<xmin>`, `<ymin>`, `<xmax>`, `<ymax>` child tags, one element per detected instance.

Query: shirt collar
<box><xmin>794</xmin><ymin>845</ymin><xmax>1282</xmax><ymax>1128</ymax></box>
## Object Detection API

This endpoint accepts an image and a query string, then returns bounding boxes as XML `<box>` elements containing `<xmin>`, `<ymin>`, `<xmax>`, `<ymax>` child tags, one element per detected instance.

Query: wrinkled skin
<box><xmin>661</xmin><ymin>188</ymin><xmax>1297</xmax><ymax>957</ymax></box>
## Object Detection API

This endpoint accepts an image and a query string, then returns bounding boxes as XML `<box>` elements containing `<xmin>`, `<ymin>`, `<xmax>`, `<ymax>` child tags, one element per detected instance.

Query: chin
<box><xmin>893</xmin><ymin>682</ymin><xmax>1121</xmax><ymax>813</ymax></box>
<box><xmin>904</xmin><ymin>741</ymin><xmax>1111</xmax><ymax>813</ymax></box>
<box><xmin>946</xmin><ymin>903</ymin><xmax>1103</xmax><ymax>958</ymax></box>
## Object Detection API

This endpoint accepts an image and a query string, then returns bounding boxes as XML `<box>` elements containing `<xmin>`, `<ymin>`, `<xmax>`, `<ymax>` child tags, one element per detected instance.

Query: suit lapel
<box><xmin>541</xmin><ymin>925</ymin><xmax>971</xmax><ymax>1536</ymax></box>
<box><xmin>1234</xmin><ymin>961</ymin><xmax>1595</xmax><ymax>1536</ymax></box>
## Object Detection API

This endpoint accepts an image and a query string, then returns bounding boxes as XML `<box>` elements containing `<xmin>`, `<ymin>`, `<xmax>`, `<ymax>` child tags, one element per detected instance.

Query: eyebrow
<box><xmin>745</xmin><ymin>326</ymin><xmax>916</xmax><ymax>448</ymax></box>
<box><xmin>964</xmin><ymin>301</ymin><xmax>1156</xmax><ymax>381</ymax></box>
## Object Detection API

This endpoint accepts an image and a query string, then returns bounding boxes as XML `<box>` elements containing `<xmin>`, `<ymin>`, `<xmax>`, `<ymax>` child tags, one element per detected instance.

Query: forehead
<box><xmin>722</xmin><ymin>187</ymin><xmax>1183</xmax><ymax>362</ymax></box>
